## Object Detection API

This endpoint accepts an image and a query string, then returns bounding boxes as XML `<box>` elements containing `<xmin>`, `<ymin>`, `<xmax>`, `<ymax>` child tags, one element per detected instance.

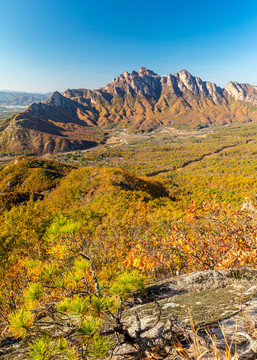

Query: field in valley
<box><xmin>49</xmin><ymin>122</ymin><xmax>257</xmax><ymax>207</ymax></box>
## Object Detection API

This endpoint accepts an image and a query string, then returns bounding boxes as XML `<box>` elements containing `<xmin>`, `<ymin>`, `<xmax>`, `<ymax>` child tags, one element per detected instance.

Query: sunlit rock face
<box><xmin>225</xmin><ymin>81</ymin><xmax>257</xmax><ymax>105</ymax></box>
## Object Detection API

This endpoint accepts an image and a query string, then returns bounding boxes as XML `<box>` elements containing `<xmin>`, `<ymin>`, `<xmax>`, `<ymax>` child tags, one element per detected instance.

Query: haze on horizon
<box><xmin>1</xmin><ymin>0</ymin><xmax>257</xmax><ymax>93</ymax></box>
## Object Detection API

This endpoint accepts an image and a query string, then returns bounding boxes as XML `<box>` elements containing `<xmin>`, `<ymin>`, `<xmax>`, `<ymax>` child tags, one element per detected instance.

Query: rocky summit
<box><xmin>1</xmin><ymin>68</ymin><xmax>257</xmax><ymax>154</ymax></box>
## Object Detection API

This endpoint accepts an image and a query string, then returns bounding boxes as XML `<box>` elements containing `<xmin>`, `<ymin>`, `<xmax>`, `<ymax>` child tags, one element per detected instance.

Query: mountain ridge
<box><xmin>0</xmin><ymin>90</ymin><xmax>52</xmax><ymax>106</ymax></box>
<box><xmin>1</xmin><ymin>67</ymin><xmax>257</xmax><ymax>154</ymax></box>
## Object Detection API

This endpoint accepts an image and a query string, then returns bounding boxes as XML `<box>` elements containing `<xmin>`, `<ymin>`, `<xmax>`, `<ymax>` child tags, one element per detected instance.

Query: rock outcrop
<box><xmin>1</xmin><ymin>269</ymin><xmax>256</xmax><ymax>360</ymax></box>
<box><xmin>113</xmin><ymin>269</ymin><xmax>257</xmax><ymax>360</ymax></box>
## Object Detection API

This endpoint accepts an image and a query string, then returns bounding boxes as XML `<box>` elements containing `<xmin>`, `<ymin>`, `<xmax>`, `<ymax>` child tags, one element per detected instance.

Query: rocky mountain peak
<box><xmin>103</xmin><ymin>68</ymin><xmax>161</xmax><ymax>98</ymax></box>
<box><xmin>46</xmin><ymin>91</ymin><xmax>80</xmax><ymax>109</ymax></box>
<box><xmin>178</xmin><ymin>69</ymin><xmax>193</xmax><ymax>77</ymax></box>
<box><xmin>225</xmin><ymin>81</ymin><xmax>257</xmax><ymax>105</ymax></box>
<box><xmin>225</xmin><ymin>81</ymin><xmax>246</xmax><ymax>101</ymax></box>
<box><xmin>46</xmin><ymin>91</ymin><xmax>65</xmax><ymax>106</ymax></box>
<box><xmin>174</xmin><ymin>69</ymin><xmax>198</xmax><ymax>92</ymax></box>
<box><xmin>138</xmin><ymin>67</ymin><xmax>158</xmax><ymax>76</ymax></box>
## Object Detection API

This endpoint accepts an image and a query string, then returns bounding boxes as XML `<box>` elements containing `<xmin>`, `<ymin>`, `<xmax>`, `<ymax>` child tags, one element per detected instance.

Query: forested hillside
<box><xmin>0</xmin><ymin>122</ymin><xmax>256</xmax><ymax>359</ymax></box>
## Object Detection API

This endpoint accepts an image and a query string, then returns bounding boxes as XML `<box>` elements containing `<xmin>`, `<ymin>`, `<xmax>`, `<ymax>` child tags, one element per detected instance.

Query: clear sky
<box><xmin>1</xmin><ymin>0</ymin><xmax>257</xmax><ymax>92</ymax></box>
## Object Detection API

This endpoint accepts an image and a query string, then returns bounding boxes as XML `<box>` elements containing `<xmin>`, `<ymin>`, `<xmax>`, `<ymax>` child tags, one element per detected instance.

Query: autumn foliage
<box><xmin>0</xmin><ymin>154</ymin><xmax>256</xmax><ymax>358</ymax></box>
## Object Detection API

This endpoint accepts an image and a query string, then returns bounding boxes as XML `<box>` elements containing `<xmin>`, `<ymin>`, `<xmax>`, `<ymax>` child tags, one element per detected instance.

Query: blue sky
<box><xmin>1</xmin><ymin>0</ymin><xmax>257</xmax><ymax>92</ymax></box>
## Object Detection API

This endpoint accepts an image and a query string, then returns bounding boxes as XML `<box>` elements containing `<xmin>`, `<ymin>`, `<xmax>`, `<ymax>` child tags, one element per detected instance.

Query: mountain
<box><xmin>64</xmin><ymin>67</ymin><xmax>257</xmax><ymax>130</ymax></box>
<box><xmin>0</xmin><ymin>91</ymin><xmax>51</xmax><ymax>106</ymax></box>
<box><xmin>0</xmin><ymin>91</ymin><xmax>104</xmax><ymax>154</ymax></box>
<box><xmin>1</xmin><ymin>68</ymin><xmax>257</xmax><ymax>154</ymax></box>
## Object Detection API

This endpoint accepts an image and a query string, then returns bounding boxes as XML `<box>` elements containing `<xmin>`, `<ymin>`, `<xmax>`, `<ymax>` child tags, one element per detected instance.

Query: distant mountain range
<box><xmin>0</xmin><ymin>91</ymin><xmax>51</xmax><ymax>106</ymax></box>
<box><xmin>1</xmin><ymin>67</ymin><xmax>257</xmax><ymax>154</ymax></box>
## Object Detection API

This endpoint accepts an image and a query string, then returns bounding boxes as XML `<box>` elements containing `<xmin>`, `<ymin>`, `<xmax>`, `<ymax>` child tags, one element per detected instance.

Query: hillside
<box><xmin>0</xmin><ymin>92</ymin><xmax>105</xmax><ymax>154</ymax></box>
<box><xmin>0</xmin><ymin>125</ymin><xmax>256</xmax><ymax>359</ymax></box>
<box><xmin>0</xmin><ymin>156</ymin><xmax>74</xmax><ymax>209</ymax></box>
<box><xmin>1</xmin><ymin>68</ymin><xmax>257</xmax><ymax>154</ymax></box>
<box><xmin>0</xmin><ymin>152</ymin><xmax>256</xmax><ymax>359</ymax></box>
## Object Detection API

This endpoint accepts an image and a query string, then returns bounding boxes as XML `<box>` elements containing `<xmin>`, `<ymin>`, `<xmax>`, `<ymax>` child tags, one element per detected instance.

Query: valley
<box><xmin>0</xmin><ymin>90</ymin><xmax>51</xmax><ymax>121</ymax></box>
<box><xmin>45</xmin><ymin>121</ymin><xmax>257</xmax><ymax>206</ymax></box>
<box><xmin>0</xmin><ymin>70</ymin><xmax>257</xmax><ymax>360</ymax></box>
<box><xmin>0</xmin><ymin>105</ymin><xmax>27</xmax><ymax>121</ymax></box>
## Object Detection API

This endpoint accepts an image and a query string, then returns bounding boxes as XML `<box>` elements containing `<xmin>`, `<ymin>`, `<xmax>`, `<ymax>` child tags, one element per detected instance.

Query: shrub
<box><xmin>29</xmin><ymin>336</ymin><xmax>54</xmax><ymax>360</ymax></box>
<box><xmin>25</xmin><ymin>283</ymin><xmax>43</xmax><ymax>301</ymax></box>
<box><xmin>78</xmin><ymin>317</ymin><xmax>102</xmax><ymax>337</ymax></box>
<box><xmin>9</xmin><ymin>308</ymin><xmax>34</xmax><ymax>338</ymax></box>
<box><xmin>109</xmin><ymin>270</ymin><xmax>146</xmax><ymax>298</ymax></box>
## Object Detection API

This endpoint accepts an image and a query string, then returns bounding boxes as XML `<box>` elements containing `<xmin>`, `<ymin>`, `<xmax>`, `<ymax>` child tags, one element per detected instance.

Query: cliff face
<box><xmin>1</xmin><ymin>68</ymin><xmax>257</xmax><ymax>154</ymax></box>
<box><xmin>225</xmin><ymin>81</ymin><xmax>257</xmax><ymax>105</ymax></box>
